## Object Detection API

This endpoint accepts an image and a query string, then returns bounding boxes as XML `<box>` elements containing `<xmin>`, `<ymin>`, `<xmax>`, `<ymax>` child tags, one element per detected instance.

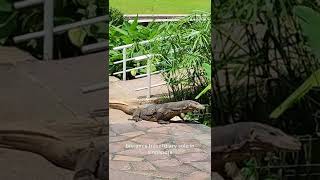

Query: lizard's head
<box><xmin>247</xmin><ymin>122</ymin><xmax>301</xmax><ymax>152</ymax></box>
<box><xmin>182</xmin><ymin>100</ymin><xmax>206</xmax><ymax>111</ymax></box>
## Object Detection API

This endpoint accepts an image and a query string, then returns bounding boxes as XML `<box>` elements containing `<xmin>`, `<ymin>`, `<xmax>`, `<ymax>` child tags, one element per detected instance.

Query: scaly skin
<box><xmin>0</xmin><ymin>130</ymin><xmax>107</xmax><ymax>180</ymax></box>
<box><xmin>212</xmin><ymin>122</ymin><xmax>301</xmax><ymax>178</ymax></box>
<box><xmin>0</xmin><ymin>130</ymin><xmax>79</xmax><ymax>170</ymax></box>
<box><xmin>110</xmin><ymin>100</ymin><xmax>205</xmax><ymax>124</ymax></box>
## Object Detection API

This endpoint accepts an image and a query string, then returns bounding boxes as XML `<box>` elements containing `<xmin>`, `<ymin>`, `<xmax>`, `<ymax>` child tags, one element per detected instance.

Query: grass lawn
<box><xmin>109</xmin><ymin>0</ymin><xmax>210</xmax><ymax>14</ymax></box>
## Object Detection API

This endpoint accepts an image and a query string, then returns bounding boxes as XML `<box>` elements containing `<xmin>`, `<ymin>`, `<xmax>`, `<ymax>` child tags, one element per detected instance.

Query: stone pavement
<box><xmin>109</xmin><ymin>74</ymin><xmax>169</xmax><ymax>102</ymax></box>
<box><xmin>108</xmin><ymin>53</ymin><xmax>211</xmax><ymax>179</ymax></box>
<box><xmin>109</xmin><ymin>121</ymin><xmax>211</xmax><ymax>180</ymax></box>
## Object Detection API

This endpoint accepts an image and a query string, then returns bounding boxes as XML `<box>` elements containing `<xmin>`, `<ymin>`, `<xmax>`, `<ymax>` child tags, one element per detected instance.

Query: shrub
<box><xmin>149</xmin><ymin>12</ymin><xmax>212</xmax><ymax>125</ymax></box>
<box><xmin>0</xmin><ymin>0</ymin><xmax>107</xmax><ymax>59</ymax></box>
<box><xmin>109</xmin><ymin>7</ymin><xmax>124</xmax><ymax>26</ymax></box>
<box><xmin>109</xmin><ymin>17</ymin><xmax>165</xmax><ymax>77</ymax></box>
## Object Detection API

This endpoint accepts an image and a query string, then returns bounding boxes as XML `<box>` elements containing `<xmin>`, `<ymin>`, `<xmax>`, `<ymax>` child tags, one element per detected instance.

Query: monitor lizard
<box><xmin>212</xmin><ymin>122</ymin><xmax>301</xmax><ymax>179</ymax></box>
<box><xmin>108</xmin><ymin>100</ymin><xmax>205</xmax><ymax>124</ymax></box>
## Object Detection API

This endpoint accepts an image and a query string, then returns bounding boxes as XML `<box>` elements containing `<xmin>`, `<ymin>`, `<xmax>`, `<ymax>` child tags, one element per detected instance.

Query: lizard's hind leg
<box><xmin>130</xmin><ymin>111</ymin><xmax>143</xmax><ymax>122</ymax></box>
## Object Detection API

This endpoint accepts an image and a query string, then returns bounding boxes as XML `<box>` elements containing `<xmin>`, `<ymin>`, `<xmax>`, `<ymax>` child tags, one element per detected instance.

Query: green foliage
<box><xmin>68</xmin><ymin>28</ymin><xmax>87</xmax><ymax>47</ymax></box>
<box><xmin>270</xmin><ymin>6</ymin><xmax>320</xmax><ymax>119</ymax></box>
<box><xmin>212</xmin><ymin>0</ymin><xmax>320</xmax><ymax>127</ymax></box>
<box><xmin>241</xmin><ymin>159</ymin><xmax>258</xmax><ymax>180</ymax></box>
<box><xmin>109</xmin><ymin>7</ymin><xmax>124</xmax><ymax>26</ymax></box>
<box><xmin>240</xmin><ymin>159</ymin><xmax>281</xmax><ymax>180</ymax></box>
<box><xmin>150</xmin><ymin>13</ymin><xmax>211</xmax><ymax>89</ymax></box>
<box><xmin>293</xmin><ymin>5</ymin><xmax>320</xmax><ymax>58</ymax></box>
<box><xmin>109</xmin><ymin>16</ymin><xmax>160</xmax><ymax>46</ymax></box>
<box><xmin>213</xmin><ymin>0</ymin><xmax>320</xmax><ymax>178</ymax></box>
<box><xmin>109</xmin><ymin>17</ymin><xmax>166</xmax><ymax>76</ymax></box>
<box><xmin>0</xmin><ymin>0</ymin><xmax>12</xmax><ymax>12</ymax></box>
<box><xmin>211</xmin><ymin>0</ymin><xmax>320</xmax><ymax>179</ymax></box>
<box><xmin>0</xmin><ymin>0</ymin><xmax>16</xmax><ymax>43</ymax></box>
<box><xmin>0</xmin><ymin>0</ymin><xmax>107</xmax><ymax>59</ymax></box>
<box><xmin>195</xmin><ymin>63</ymin><xmax>211</xmax><ymax>99</ymax></box>
<box><xmin>149</xmin><ymin>13</ymin><xmax>212</xmax><ymax>124</ymax></box>
<box><xmin>270</xmin><ymin>69</ymin><xmax>320</xmax><ymax>119</ymax></box>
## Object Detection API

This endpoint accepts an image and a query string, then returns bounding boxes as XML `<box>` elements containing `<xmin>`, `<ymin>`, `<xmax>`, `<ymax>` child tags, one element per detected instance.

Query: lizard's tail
<box><xmin>109</xmin><ymin>101</ymin><xmax>135</xmax><ymax>115</ymax></box>
<box><xmin>0</xmin><ymin>130</ymin><xmax>61</xmax><ymax>150</ymax></box>
<box><xmin>0</xmin><ymin>130</ymin><xmax>77</xmax><ymax>170</ymax></box>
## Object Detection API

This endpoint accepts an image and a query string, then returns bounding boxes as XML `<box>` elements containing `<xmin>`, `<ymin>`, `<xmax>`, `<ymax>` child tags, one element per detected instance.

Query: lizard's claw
<box><xmin>136</xmin><ymin>118</ymin><xmax>143</xmax><ymax>122</ymax></box>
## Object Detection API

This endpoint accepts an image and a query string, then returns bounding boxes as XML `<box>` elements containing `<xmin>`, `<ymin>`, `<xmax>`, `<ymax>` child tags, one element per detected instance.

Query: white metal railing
<box><xmin>112</xmin><ymin>39</ymin><xmax>167</xmax><ymax>99</ymax></box>
<box><xmin>13</xmin><ymin>0</ymin><xmax>108</xmax><ymax>60</ymax></box>
<box><xmin>14</xmin><ymin>0</ymin><xmax>43</xmax><ymax>9</ymax></box>
<box><xmin>124</xmin><ymin>14</ymin><xmax>189</xmax><ymax>19</ymax></box>
<box><xmin>110</xmin><ymin>31</ymin><xmax>200</xmax><ymax>98</ymax></box>
<box><xmin>128</xmin><ymin>19</ymin><xmax>181</xmax><ymax>23</ymax></box>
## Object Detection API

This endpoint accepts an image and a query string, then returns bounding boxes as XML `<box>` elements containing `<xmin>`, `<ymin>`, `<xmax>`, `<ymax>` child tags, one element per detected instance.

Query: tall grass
<box><xmin>212</xmin><ymin>0</ymin><xmax>320</xmax><ymax>129</ymax></box>
<box><xmin>149</xmin><ymin>12</ymin><xmax>212</xmax><ymax>125</ymax></box>
<box><xmin>213</xmin><ymin>0</ymin><xmax>320</xmax><ymax>179</ymax></box>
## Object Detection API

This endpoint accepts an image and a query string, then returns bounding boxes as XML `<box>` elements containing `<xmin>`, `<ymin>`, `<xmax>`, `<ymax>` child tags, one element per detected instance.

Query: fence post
<box><xmin>43</xmin><ymin>0</ymin><xmax>54</xmax><ymax>60</ymax></box>
<box><xmin>122</xmin><ymin>48</ymin><xmax>127</xmax><ymax>80</ymax></box>
<box><xmin>147</xmin><ymin>58</ymin><xmax>151</xmax><ymax>99</ymax></box>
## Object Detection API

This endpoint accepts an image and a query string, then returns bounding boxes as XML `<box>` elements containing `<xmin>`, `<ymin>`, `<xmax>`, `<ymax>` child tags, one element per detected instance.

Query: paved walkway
<box><xmin>0</xmin><ymin>47</ymin><xmax>211</xmax><ymax>179</ymax></box>
<box><xmin>108</xmin><ymin>51</ymin><xmax>211</xmax><ymax>179</ymax></box>
<box><xmin>109</xmin><ymin>121</ymin><xmax>211</xmax><ymax>180</ymax></box>
<box><xmin>109</xmin><ymin>74</ymin><xmax>168</xmax><ymax>101</ymax></box>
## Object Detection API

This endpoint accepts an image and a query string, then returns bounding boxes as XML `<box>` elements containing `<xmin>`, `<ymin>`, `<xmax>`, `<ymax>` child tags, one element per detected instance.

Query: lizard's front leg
<box><xmin>129</xmin><ymin>111</ymin><xmax>143</xmax><ymax>122</ymax></box>
<box><xmin>128</xmin><ymin>113</ymin><xmax>143</xmax><ymax>122</ymax></box>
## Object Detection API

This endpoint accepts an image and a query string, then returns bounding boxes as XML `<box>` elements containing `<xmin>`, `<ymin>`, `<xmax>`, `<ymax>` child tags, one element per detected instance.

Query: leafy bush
<box><xmin>195</xmin><ymin>63</ymin><xmax>211</xmax><ymax>99</ymax></box>
<box><xmin>109</xmin><ymin>17</ymin><xmax>166</xmax><ymax>77</ymax></box>
<box><xmin>149</xmin><ymin>12</ymin><xmax>212</xmax><ymax>124</ymax></box>
<box><xmin>0</xmin><ymin>0</ymin><xmax>107</xmax><ymax>59</ymax></box>
<box><xmin>270</xmin><ymin>6</ymin><xmax>320</xmax><ymax>119</ymax></box>
<box><xmin>150</xmin><ymin>13</ymin><xmax>211</xmax><ymax>96</ymax></box>
<box><xmin>212</xmin><ymin>0</ymin><xmax>320</xmax><ymax>178</ymax></box>
<box><xmin>212</xmin><ymin>0</ymin><xmax>320</xmax><ymax>129</ymax></box>
<box><xmin>109</xmin><ymin>7</ymin><xmax>124</xmax><ymax>26</ymax></box>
